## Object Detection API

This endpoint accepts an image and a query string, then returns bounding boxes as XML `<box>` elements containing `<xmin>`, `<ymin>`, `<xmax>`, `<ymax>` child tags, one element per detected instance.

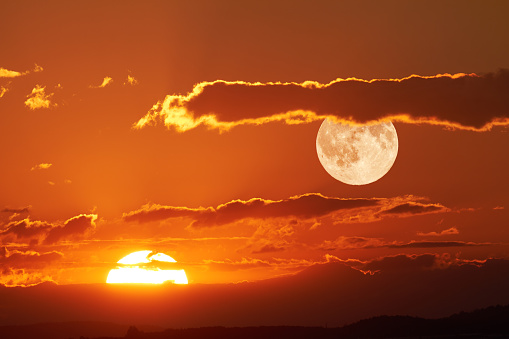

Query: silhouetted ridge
<box><xmin>339</xmin><ymin>304</ymin><xmax>509</xmax><ymax>338</ymax></box>
<box><xmin>1</xmin><ymin>304</ymin><xmax>508</xmax><ymax>339</ymax></box>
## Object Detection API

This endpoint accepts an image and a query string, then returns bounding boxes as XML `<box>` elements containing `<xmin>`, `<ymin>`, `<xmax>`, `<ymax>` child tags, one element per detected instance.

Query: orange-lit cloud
<box><xmin>417</xmin><ymin>227</ymin><xmax>459</xmax><ymax>237</ymax></box>
<box><xmin>31</xmin><ymin>163</ymin><xmax>52</xmax><ymax>171</ymax></box>
<box><xmin>0</xmin><ymin>67</ymin><xmax>22</xmax><ymax>78</ymax></box>
<box><xmin>24</xmin><ymin>85</ymin><xmax>55</xmax><ymax>109</ymax></box>
<box><xmin>0</xmin><ymin>86</ymin><xmax>8</xmax><ymax>98</ymax></box>
<box><xmin>125</xmin><ymin>75</ymin><xmax>138</xmax><ymax>86</ymax></box>
<box><xmin>0</xmin><ymin>214</ymin><xmax>98</xmax><ymax>245</ymax></box>
<box><xmin>387</xmin><ymin>240</ymin><xmax>484</xmax><ymax>249</ymax></box>
<box><xmin>134</xmin><ymin>70</ymin><xmax>509</xmax><ymax>132</ymax></box>
<box><xmin>0</xmin><ymin>247</ymin><xmax>63</xmax><ymax>268</ymax></box>
<box><xmin>0</xmin><ymin>247</ymin><xmax>62</xmax><ymax>287</ymax></box>
<box><xmin>317</xmin><ymin>237</ymin><xmax>485</xmax><ymax>251</ymax></box>
<box><xmin>91</xmin><ymin>76</ymin><xmax>113</xmax><ymax>88</ymax></box>
<box><xmin>123</xmin><ymin>194</ymin><xmax>448</xmax><ymax>228</ymax></box>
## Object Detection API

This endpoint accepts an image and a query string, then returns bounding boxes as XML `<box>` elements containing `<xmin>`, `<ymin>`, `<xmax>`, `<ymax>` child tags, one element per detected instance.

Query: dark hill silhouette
<box><xmin>0</xmin><ymin>304</ymin><xmax>508</xmax><ymax>339</ymax></box>
<box><xmin>0</xmin><ymin>321</ymin><xmax>161</xmax><ymax>339</ymax></box>
<box><xmin>1</xmin><ymin>260</ymin><xmax>509</xmax><ymax>329</ymax></box>
<box><xmin>91</xmin><ymin>304</ymin><xmax>509</xmax><ymax>339</ymax></box>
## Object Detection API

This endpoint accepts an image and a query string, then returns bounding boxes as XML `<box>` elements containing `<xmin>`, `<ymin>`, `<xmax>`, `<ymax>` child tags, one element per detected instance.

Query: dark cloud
<box><xmin>136</xmin><ymin>70</ymin><xmax>509</xmax><ymax>132</ymax></box>
<box><xmin>388</xmin><ymin>241</ymin><xmax>483</xmax><ymax>249</ymax></box>
<box><xmin>362</xmin><ymin>254</ymin><xmax>440</xmax><ymax>272</ymax></box>
<box><xmin>1</xmin><ymin>207</ymin><xmax>30</xmax><ymax>214</ymax></box>
<box><xmin>0</xmin><ymin>247</ymin><xmax>63</xmax><ymax>268</ymax></box>
<box><xmin>0</xmin><ymin>219</ymin><xmax>53</xmax><ymax>240</ymax></box>
<box><xmin>378</xmin><ymin>202</ymin><xmax>447</xmax><ymax>216</ymax></box>
<box><xmin>123</xmin><ymin>194</ymin><xmax>449</xmax><ymax>228</ymax></box>
<box><xmin>44</xmin><ymin>214</ymin><xmax>97</xmax><ymax>244</ymax></box>
<box><xmin>0</xmin><ymin>214</ymin><xmax>97</xmax><ymax>245</ymax></box>
<box><xmin>318</xmin><ymin>238</ymin><xmax>488</xmax><ymax>251</ymax></box>
<box><xmin>123</xmin><ymin>193</ymin><xmax>379</xmax><ymax>227</ymax></box>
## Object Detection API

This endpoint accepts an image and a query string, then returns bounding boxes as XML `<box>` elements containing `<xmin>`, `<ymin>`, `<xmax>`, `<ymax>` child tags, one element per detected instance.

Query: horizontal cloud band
<box><xmin>134</xmin><ymin>70</ymin><xmax>509</xmax><ymax>132</ymax></box>
<box><xmin>123</xmin><ymin>193</ymin><xmax>448</xmax><ymax>228</ymax></box>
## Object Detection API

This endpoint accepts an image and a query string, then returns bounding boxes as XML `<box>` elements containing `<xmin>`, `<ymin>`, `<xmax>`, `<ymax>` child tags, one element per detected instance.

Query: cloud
<box><xmin>0</xmin><ymin>247</ymin><xmax>63</xmax><ymax>268</ymax></box>
<box><xmin>25</xmin><ymin>85</ymin><xmax>55</xmax><ymax>109</ymax></box>
<box><xmin>1</xmin><ymin>207</ymin><xmax>30</xmax><ymax>214</ymax></box>
<box><xmin>125</xmin><ymin>75</ymin><xmax>138</xmax><ymax>86</ymax></box>
<box><xmin>388</xmin><ymin>240</ymin><xmax>484</xmax><ymax>248</ymax></box>
<box><xmin>359</xmin><ymin>254</ymin><xmax>443</xmax><ymax>273</ymax></box>
<box><xmin>318</xmin><ymin>236</ymin><xmax>387</xmax><ymax>250</ymax></box>
<box><xmin>203</xmin><ymin>258</ymin><xmax>272</xmax><ymax>272</ymax></box>
<box><xmin>377</xmin><ymin>202</ymin><xmax>448</xmax><ymax>217</ymax></box>
<box><xmin>317</xmin><ymin>237</ymin><xmax>485</xmax><ymax>251</ymax></box>
<box><xmin>123</xmin><ymin>193</ymin><xmax>378</xmax><ymax>227</ymax></box>
<box><xmin>0</xmin><ymin>219</ymin><xmax>53</xmax><ymax>243</ymax></box>
<box><xmin>0</xmin><ymin>214</ymin><xmax>98</xmax><ymax>245</ymax></box>
<box><xmin>0</xmin><ymin>247</ymin><xmax>63</xmax><ymax>287</ymax></box>
<box><xmin>0</xmin><ymin>67</ymin><xmax>22</xmax><ymax>78</ymax></box>
<box><xmin>0</xmin><ymin>86</ymin><xmax>8</xmax><ymax>98</ymax></box>
<box><xmin>134</xmin><ymin>70</ymin><xmax>509</xmax><ymax>132</ymax></box>
<box><xmin>417</xmin><ymin>227</ymin><xmax>459</xmax><ymax>237</ymax></box>
<box><xmin>91</xmin><ymin>76</ymin><xmax>113</xmax><ymax>88</ymax></box>
<box><xmin>123</xmin><ymin>194</ymin><xmax>450</xmax><ymax>228</ymax></box>
<box><xmin>44</xmin><ymin>214</ymin><xmax>98</xmax><ymax>244</ymax></box>
<box><xmin>30</xmin><ymin>163</ymin><xmax>52</xmax><ymax>171</ymax></box>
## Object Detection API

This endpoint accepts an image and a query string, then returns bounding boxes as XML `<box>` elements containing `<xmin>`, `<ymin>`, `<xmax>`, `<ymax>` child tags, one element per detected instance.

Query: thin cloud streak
<box><xmin>123</xmin><ymin>194</ymin><xmax>449</xmax><ymax>228</ymax></box>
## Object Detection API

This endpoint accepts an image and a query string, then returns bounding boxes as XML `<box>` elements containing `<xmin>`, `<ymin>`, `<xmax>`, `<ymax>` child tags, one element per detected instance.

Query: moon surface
<box><xmin>316</xmin><ymin>119</ymin><xmax>398</xmax><ymax>185</ymax></box>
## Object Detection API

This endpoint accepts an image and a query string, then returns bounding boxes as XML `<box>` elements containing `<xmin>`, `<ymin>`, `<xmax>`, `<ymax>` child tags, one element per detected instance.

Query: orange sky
<box><xmin>1</xmin><ymin>0</ymin><xmax>509</xmax><ymax>296</ymax></box>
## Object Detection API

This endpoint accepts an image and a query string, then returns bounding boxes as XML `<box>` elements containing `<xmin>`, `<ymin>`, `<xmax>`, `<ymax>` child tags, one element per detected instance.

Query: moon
<box><xmin>106</xmin><ymin>250</ymin><xmax>188</xmax><ymax>284</ymax></box>
<box><xmin>316</xmin><ymin>119</ymin><xmax>398</xmax><ymax>185</ymax></box>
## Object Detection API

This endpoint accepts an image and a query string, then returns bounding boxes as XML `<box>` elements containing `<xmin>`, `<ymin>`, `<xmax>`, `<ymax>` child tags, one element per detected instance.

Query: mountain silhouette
<box><xmin>1</xmin><ymin>304</ymin><xmax>508</xmax><ymax>339</ymax></box>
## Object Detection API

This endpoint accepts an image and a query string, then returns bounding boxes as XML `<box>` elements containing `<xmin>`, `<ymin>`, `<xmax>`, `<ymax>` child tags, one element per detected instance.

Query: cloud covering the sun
<box><xmin>134</xmin><ymin>70</ymin><xmax>509</xmax><ymax>132</ymax></box>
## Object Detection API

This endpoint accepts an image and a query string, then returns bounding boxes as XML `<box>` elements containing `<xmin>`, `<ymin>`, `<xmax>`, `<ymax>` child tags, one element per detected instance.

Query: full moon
<box><xmin>316</xmin><ymin>119</ymin><xmax>398</xmax><ymax>185</ymax></box>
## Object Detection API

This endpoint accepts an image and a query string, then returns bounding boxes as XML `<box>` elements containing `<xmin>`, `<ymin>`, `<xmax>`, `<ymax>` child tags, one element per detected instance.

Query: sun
<box><xmin>106</xmin><ymin>250</ymin><xmax>188</xmax><ymax>284</ymax></box>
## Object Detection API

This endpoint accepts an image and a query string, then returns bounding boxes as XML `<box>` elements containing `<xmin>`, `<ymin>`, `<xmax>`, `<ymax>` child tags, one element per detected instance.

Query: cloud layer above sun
<box><xmin>135</xmin><ymin>70</ymin><xmax>509</xmax><ymax>132</ymax></box>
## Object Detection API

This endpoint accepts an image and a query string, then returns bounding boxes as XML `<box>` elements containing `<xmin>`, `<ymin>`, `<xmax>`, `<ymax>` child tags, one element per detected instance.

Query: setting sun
<box><xmin>106</xmin><ymin>251</ymin><xmax>188</xmax><ymax>284</ymax></box>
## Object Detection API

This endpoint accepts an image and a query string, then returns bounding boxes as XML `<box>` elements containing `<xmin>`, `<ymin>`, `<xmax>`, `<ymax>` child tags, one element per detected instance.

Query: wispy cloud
<box><xmin>134</xmin><ymin>70</ymin><xmax>509</xmax><ymax>132</ymax></box>
<box><xmin>123</xmin><ymin>194</ymin><xmax>449</xmax><ymax>228</ymax></box>
<box><xmin>125</xmin><ymin>75</ymin><xmax>138</xmax><ymax>86</ymax></box>
<box><xmin>91</xmin><ymin>76</ymin><xmax>113</xmax><ymax>88</ymax></box>
<box><xmin>25</xmin><ymin>85</ymin><xmax>55</xmax><ymax>109</ymax></box>
<box><xmin>417</xmin><ymin>227</ymin><xmax>459</xmax><ymax>237</ymax></box>
<box><xmin>0</xmin><ymin>86</ymin><xmax>8</xmax><ymax>98</ymax></box>
<box><xmin>31</xmin><ymin>163</ymin><xmax>52</xmax><ymax>171</ymax></box>
<box><xmin>317</xmin><ymin>236</ymin><xmax>486</xmax><ymax>251</ymax></box>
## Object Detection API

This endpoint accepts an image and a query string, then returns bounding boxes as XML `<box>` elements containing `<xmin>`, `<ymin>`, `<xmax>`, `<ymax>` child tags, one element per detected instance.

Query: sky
<box><xmin>1</xmin><ymin>0</ymin><xmax>509</xmax><ymax>319</ymax></box>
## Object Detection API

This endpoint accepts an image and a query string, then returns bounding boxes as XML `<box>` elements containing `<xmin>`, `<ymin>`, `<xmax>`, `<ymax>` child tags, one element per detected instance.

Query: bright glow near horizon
<box><xmin>106</xmin><ymin>251</ymin><xmax>188</xmax><ymax>284</ymax></box>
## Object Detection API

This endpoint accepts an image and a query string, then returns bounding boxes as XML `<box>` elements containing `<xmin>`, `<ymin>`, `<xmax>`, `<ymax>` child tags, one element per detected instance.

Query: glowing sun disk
<box><xmin>106</xmin><ymin>250</ymin><xmax>188</xmax><ymax>284</ymax></box>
